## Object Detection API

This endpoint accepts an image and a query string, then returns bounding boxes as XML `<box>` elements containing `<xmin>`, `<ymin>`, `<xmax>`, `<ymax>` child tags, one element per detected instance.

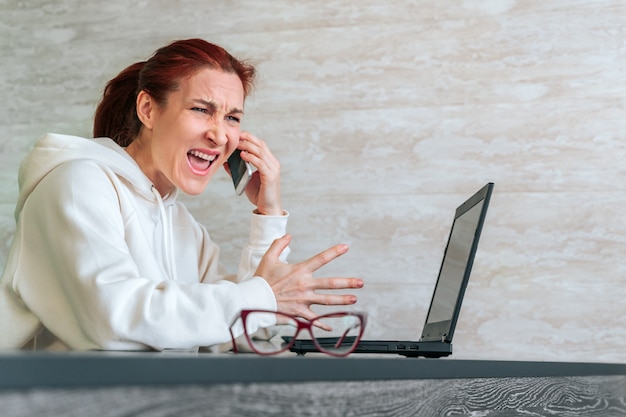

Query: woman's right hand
<box><xmin>254</xmin><ymin>235</ymin><xmax>364</xmax><ymax>321</ymax></box>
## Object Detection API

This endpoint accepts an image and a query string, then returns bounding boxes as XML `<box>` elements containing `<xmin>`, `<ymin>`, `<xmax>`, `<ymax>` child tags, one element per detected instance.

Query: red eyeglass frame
<box><xmin>229</xmin><ymin>309</ymin><xmax>368</xmax><ymax>357</ymax></box>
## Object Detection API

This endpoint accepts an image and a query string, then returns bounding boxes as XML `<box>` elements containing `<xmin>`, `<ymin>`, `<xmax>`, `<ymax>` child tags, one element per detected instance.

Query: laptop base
<box><xmin>288</xmin><ymin>338</ymin><xmax>453</xmax><ymax>358</ymax></box>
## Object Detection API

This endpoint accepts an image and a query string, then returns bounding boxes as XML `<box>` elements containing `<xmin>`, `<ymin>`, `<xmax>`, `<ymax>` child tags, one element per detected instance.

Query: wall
<box><xmin>2</xmin><ymin>0</ymin><xmax>625</xmax><ymax>362</ymax></box>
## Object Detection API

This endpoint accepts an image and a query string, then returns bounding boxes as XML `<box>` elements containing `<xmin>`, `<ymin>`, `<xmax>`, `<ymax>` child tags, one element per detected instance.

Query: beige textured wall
<box><xmin>2</xmin><ymin>1</ymin><xmax>625</xmax><ymax>362</ymax></box>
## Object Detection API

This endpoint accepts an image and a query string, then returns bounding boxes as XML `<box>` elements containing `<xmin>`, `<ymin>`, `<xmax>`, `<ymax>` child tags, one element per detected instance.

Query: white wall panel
<box><xmin>1</xmin><ymin>0</ymin><xmax>625</xmax><ymax>362</ymax></box>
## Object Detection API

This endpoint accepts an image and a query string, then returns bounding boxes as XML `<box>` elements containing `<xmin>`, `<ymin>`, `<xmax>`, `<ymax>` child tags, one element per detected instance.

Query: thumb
<box><xmin>264</xmin><ymin>234</ymin><xmax>291</xmax><ymax>261</ymax></box>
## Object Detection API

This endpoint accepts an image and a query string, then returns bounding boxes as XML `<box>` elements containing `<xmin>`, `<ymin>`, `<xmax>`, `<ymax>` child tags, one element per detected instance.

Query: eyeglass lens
<box><xmin>243</xmin><ymin>311</ymin><xmax>363</xmax><ymax>355</ymax></box>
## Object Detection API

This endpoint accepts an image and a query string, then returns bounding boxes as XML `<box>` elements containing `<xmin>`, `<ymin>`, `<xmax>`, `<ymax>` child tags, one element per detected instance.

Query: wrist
<box><xmin>254</xmin><ymin>208</ymin><xmax>285</xmax><ymax>216</ymax></box>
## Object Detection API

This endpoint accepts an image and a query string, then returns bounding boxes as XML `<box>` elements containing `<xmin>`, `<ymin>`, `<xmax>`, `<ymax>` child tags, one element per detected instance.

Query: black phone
<box><xmin>227</xmin><ymin>150</ymin><xmax>253</xmax><ymax>195</ymax></box>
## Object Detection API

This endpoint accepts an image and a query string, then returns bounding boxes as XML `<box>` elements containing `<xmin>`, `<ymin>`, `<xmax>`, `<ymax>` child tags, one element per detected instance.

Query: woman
<box><xmin>0</xmin><ymin>38</ymin><xmax>363</xmax><ymax>351</ymax></box>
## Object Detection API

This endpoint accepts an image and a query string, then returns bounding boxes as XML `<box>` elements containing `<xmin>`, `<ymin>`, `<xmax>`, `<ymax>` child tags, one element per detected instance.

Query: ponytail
<box><xmin>93</xmin><ymin>62</ymin><xmax>145</xmax><ymax>147</ymax></box>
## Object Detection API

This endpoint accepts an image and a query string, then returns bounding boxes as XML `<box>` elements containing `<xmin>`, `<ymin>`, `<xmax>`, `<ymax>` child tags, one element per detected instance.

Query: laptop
<box><xmin>288</xmin><ymin>182</ymin><xmax>494</xmax><ymax>358</ymax></box>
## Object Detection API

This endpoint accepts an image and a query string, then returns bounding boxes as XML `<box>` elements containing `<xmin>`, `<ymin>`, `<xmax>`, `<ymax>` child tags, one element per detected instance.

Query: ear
<box><xmin>136</xmin><ymin>90</ymin><xmax>156</xmax><ymax>130</ymax></box>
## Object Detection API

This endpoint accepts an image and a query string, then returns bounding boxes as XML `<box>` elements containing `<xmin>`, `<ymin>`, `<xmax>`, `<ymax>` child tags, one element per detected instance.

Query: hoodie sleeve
<box><xmin>236</xmin><ymin>211</ymin><xmax>290</xmax><ymax>281</ymax></box>
<box><xmin>12</xmin><ymin>160</ymin><xmax>276</xmax><ymax>350</ymax></box>
<box><xmin>196</xmin><ymin>211</ymin><xmax>290</xmax><ymax>285</ymax></box>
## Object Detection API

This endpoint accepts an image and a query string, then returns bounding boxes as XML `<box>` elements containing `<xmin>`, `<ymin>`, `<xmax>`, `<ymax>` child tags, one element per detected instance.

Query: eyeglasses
<box><xmin>229</xmin><ymin>309</ymin><xmax>367</xmax><ymax>357</ymax></box>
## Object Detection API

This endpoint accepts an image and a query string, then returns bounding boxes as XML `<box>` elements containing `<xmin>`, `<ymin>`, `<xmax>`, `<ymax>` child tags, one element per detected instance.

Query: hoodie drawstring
<box><xmin>151</xmin><ymin>186</ymin><xmax>178</xmax><ymax>281</ymax></box>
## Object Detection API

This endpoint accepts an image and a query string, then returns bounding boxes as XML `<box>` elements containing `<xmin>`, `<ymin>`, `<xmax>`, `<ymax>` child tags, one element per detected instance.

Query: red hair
<box><xmin>93</xmin><ymin>39</ymin><xmax>256</xmax><ymax>147</ymax></box>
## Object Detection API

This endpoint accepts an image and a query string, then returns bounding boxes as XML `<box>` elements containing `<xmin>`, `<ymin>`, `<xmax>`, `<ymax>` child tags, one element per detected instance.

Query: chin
<box><xmin>178</xmin><ymin>181</ymin><xmax>209</xmax><ymax>195</ymax></box>
<box><xmin>181</xmin><ymin>184</ymin><xmax>209</xmax><ymax>195</ymax></box>
<box><xmin>183</xmin><ymin>189</ymin><xmax>205</xmax><ymax>196</ymax></box>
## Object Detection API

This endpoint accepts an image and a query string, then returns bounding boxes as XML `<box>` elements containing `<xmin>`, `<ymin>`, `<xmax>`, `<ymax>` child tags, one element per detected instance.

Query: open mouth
<box><xmin>187</xmin><ymin>149</ymin><xmax>217</xmax><ymax>174</ymax></box>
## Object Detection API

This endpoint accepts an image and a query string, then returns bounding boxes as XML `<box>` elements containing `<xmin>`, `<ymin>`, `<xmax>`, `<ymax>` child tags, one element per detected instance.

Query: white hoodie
<box><xmin>0</xmin><ymin>133</ymin><xmax>287</xmax><ymax>350</ymax></box>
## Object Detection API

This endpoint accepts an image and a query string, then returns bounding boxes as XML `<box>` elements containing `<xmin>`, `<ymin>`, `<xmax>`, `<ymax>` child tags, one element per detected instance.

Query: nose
<box><xmin>206</xmin><ymin>119</ymin><xmax>228</xmax><ymax>146</ymax></box>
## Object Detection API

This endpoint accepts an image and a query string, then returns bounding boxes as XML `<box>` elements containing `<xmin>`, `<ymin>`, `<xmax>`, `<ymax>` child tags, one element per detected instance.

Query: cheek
<box><xmin>226</xmin><ymin>129</ymin><xmax>241</xmax><ymax>154</ymax></box>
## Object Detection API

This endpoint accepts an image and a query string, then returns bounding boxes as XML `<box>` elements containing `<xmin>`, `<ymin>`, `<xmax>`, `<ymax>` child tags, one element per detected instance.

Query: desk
<box><xmin>1</xmin><ymin>352</ymin><xmax>625</xmax><ymax>416</ymax></box>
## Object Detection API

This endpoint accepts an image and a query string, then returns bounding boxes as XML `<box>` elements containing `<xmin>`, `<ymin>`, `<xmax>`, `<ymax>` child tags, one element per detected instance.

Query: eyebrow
<box><xmin>192</xmin><ymin>99</ymin><xmax>244</xmax><ymax>115</ymax></box>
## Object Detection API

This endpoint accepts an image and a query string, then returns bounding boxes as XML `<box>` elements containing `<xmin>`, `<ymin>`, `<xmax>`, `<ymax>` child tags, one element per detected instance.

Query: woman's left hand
<box><xmin>237</xmin><ymin>131</ymin><xmax>283</xmax><ymax>216</ymax></box>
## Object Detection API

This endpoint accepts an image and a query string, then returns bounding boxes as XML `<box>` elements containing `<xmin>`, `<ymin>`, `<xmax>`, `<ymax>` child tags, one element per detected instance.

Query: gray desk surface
<box><xmin>1</xmin><ymin>351</ymin><xmax>625</xmax><ymax>390</ymax></box>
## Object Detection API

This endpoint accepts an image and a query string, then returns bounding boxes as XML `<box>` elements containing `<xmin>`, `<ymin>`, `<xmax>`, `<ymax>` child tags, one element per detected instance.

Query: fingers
<box><xmin>304</xmin><ymin>277</ymin><xmax>364</xmax><ymax>309</ymax></box>
<box><xmin>238</xmin><ymin>131</ymin><xmax>262</xmax><ymax>151</ymax></box>
<box><xmin>287</xmin><ymin>307</ymin><xmax>333</xmax><ymax>331</ymax></box>
<box><xmin>238</xmin><ymin>132</ymin><xmax>278</xmax><ymax>173</ymax></box>
<box><xmin>269</xmin><ymin>237</ymin><xmax>365</xmax><ymax>324</ymax></box>
<box><xmin>305</xmin><ymin>244</ymin><xmax>350</xmax><ymax>272</ymax></box>
<box><xmin>237</xmin><ymin>131</ymin><xmax>283</xmax><ymax>215</ymax></box>
<box><xmin>312</xmin><ymin>293</ymin><xmax>359</xmax><ymax>306</ymax></box>
<box><xmin>312</xmin><ymin>319</ymin><xmax>333</xmax><ymax>332</ymax></box>
<box><xmin>312</xmin><ymin>277</ymin><xmax>364</xmax><ymax>291</ymax></box>
<box><xmin>297</xmin><ymin>278</ymin><xmax>364</xmax><ymax>310</ymax></box>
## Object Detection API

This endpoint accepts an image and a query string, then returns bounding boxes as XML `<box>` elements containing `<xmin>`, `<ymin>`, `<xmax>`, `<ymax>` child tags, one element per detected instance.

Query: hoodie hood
<box><xmin>15</xmin><ymin>133</ymin><xmax>176</xmax><ymax>219</ymax></box>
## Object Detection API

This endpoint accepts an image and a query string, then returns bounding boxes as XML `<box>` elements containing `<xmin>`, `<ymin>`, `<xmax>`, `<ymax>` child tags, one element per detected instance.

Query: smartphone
<box><xmin>227</xmin><ymin>150</ymin><xmax>253</xmax><ymax>195</ymax></box>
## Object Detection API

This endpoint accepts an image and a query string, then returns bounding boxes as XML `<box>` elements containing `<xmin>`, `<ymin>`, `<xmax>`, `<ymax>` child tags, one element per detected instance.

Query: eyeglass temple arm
<box><xmin>229</xmin><ymin>328</ymin><xmax>239</xmax><ymax>353</ymax></box>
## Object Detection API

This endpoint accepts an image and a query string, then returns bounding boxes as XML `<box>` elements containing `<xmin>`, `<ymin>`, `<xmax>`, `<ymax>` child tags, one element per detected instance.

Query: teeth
<box><xmin>189</xmin><ymin>150</ymin><xmax>216</xmax><ymax>161</ymax></box>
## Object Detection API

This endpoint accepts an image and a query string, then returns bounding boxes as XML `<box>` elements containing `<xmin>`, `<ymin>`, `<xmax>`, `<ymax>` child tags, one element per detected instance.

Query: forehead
<box><xmin>177</xmin><ymin>67</ymin><xmax>245</xmax><ymax>108</ymax></box>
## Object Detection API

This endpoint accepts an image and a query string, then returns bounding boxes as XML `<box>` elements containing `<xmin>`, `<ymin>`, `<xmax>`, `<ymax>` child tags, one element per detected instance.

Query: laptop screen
<box><xmin>420</xmin><ymin>183</ymin><xmax>492</xmax><ymax>342</ymax></box>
